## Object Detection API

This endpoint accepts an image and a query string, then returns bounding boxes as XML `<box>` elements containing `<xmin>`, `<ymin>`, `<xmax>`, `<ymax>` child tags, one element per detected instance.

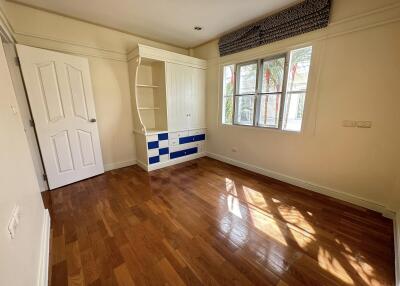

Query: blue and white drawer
<box><xmin>169</xmin><ymin>129</ymin><xmax>206</xmax><ymax>159</ymax></box>
<box><xmin>146</xmin><ymin>133</ymin><xmax>170</xmax><ymax>165</ymax></box>
<box><xmin>146</xmin><ymin>129</ymin><xmax>206</xmax><ymax>165</ymax></box>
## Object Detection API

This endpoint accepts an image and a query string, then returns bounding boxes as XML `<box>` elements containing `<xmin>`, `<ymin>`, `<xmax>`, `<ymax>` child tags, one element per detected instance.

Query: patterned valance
<box><xmin>218</xmin><ymin>0</ymin><xmax>331</xmax><ymax>56</ymax></box>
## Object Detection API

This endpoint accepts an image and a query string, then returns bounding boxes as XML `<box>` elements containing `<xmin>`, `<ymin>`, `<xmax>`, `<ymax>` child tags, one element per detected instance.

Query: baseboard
<box><xmin>37</xmin><ymin>209</ymin><xmax>50</xmax><ymax>286</ymax></box>
<box><xmin>206</xmin><ymin>152</ymin><xmax>394</xmax><ymax>216</ymax></box>
<box><xmin>104</xmin><ymin>159</ymin><xmax>136</xmax><ymax>171</ymax></box>
<box><xmin>395</xmin><ymin>211</ymin><xmax>400</xmax><ymax>286</ymax></box>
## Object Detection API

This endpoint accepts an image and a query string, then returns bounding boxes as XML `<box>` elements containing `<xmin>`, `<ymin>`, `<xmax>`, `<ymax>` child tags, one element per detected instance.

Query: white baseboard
<box><xmin>104</xmin><ymin>159</ymin><xmax>136</xmax><ymax>171</ymax></box>
<box><xmin>37</xmin><ymin>209</ymin><xmax>50</xmax><ymax>286</ymax></box>
<box><xmin>395</xmin><ymin>211</ymin><xmax>400</xmax><ymax>286</ymax></box>
<box><xmin>206</xmin><ymin>152</ymin><xmax>394</xmax><ymax>216</ymax></box>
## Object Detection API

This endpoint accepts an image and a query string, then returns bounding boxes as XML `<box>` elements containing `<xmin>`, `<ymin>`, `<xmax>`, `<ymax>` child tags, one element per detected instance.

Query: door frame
<box><xmin>0</xmin><ymin>24</ymin><xmax>49</xmax><ymax>191</ymax></box>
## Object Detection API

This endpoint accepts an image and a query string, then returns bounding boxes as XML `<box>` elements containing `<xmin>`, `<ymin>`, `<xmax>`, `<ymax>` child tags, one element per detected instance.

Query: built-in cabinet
<box><xmin>166</xmin><ymin>63</ymin><xmax>206</xmax><ymax>131</ymax></box>
<box><xmin>128</xmin><ymin>45</ymin><xmax>207</xmax><ymax>171</ymax></box>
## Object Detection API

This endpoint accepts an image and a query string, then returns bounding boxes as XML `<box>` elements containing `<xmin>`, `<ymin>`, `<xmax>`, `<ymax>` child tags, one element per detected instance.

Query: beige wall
<box><xmin>0</xmin><ymin>0</ymin><xmax>188</xmax><ymax>172</ymax></box>
<box><xmin>193</xmin><ymin>0</ymin><xmax>400</xmax><ymax>213</ymax></box>
<box><xmin>0</xmin><ymin>39</ymin><xmax>45</xmax><ymax>286</ymax></box>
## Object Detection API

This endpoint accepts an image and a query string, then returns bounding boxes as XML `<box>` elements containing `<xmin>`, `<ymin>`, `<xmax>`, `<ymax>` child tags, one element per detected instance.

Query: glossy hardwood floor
<box><xmin>43</xmin><ymin>157</ymin><xmax>395</xmax><ymax>286</ymax></box>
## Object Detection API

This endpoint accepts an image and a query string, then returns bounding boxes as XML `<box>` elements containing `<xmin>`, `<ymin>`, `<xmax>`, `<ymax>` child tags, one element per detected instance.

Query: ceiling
<box><xmin>11</xmin><ymin>0</ymin><xmax>300</xmax><ymax>48</ymax></box>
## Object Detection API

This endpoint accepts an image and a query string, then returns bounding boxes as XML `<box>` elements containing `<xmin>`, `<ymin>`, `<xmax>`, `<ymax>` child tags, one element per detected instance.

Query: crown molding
<box><xmin>0</xmin><ymin>6</ymin><xmax>15</xmax><ymax>43</ymax></box>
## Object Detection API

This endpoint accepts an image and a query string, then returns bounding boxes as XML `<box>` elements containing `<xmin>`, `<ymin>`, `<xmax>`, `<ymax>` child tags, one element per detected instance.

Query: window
<box><xmin>221</xmin><ymin>46</ymin><xmax>312</xmax><ymax>132</ymax></box>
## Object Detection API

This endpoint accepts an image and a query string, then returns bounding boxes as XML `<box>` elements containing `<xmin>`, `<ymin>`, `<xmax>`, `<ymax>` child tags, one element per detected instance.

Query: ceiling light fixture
<box><xmin>194</xmin><ymin>26</ymin><xmax>203</xmax><ymax>31</ymax></box>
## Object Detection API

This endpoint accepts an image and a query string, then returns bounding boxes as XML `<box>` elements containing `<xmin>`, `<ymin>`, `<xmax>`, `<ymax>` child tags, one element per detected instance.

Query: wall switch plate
<box><xmin>356</xmin><ymin>121</ymin><xmax>372</xmax><ymax>128</ymax></box>
<box><xmin>342</xmin><ymin>120</ymin><xmax>357</xmax><ymax>127</ymax></box>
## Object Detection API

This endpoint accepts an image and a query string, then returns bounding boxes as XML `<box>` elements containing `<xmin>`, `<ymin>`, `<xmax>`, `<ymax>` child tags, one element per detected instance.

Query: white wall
<box><xmin>0</xmin><ymin>0</ymin><xmax>189</xmax><ymax>173</ymax></box>
<box><xmin>193</xmin><ymin>0</ymin><xmax>400</xmax><ymax>214</ymax></box>
<box><xmin>0</xmin><ymin>39</ymin><xmax>45</xmax><ymax>286</ymax></box>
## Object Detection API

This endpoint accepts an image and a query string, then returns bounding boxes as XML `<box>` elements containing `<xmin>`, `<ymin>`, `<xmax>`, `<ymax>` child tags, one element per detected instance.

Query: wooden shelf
<box><xmin>138</xmin><ymin>107</ymin><xmax>160</xmax><ymax>110</ymax></box>
<box><xmin>136</xmin><ymin>84</ymin><xmax>159</xmax><ymax>88</ymax></box>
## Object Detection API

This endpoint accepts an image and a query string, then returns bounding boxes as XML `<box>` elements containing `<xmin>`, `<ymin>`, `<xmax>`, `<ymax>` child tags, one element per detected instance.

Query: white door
<box><xmin>189</xmin><ymin>67</ymin><xmax>206</xmax><ymax>129</ymax></box>
<box><xmin>17</xmin><ymin>45</ymin><xmax>104</xmax><ymax>189</ymax></box>
<box><xmin>166</xmin><ymin>62</ymin><xmax>189</xmax><ymax>131</ymax></box>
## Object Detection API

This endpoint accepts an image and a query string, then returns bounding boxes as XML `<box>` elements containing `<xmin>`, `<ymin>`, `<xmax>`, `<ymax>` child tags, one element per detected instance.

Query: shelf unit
<box><xmin>129</xmin><ymin>57</ymin><xmax>167</xmax><ymax>133</ymax></box>
<box><xmin>127</xmin><ymin>44</ymin><xmax>207</xmax><ymax>172</ymax></box>
<box><xmin>136</xmin><ymin>84</ymin><xmax>160</xmax><ymax>88</ymax></box>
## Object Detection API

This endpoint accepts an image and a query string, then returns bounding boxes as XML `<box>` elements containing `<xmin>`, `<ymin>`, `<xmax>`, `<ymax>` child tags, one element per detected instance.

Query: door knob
<box><xmin>89</xmin><ymin>118</ymin><xmax>97</xmax><ymax>123</ymax></box>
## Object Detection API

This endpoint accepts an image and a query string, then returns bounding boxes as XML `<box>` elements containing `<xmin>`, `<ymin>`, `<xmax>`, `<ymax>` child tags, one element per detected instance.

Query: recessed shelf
<box><xmin>138</xmin><ymin>107</ymin><xmax>160</xmax><ymax>110</ymax></box>
<box><xmin>136</xmin><ymin>84</ymin><xmax>159</xmax><ymax>88</ymax></box>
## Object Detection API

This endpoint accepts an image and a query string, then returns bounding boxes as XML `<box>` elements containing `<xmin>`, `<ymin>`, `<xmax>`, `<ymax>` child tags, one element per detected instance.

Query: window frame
<box><xmin>233</xmin><ymin>60</ymin><xmax>258</xmax><ymax>126</ymax></box>
<box><xmin>221</xmin><ymin>46</ymin><xmax>312</xmax><ymax>132</ymax></box>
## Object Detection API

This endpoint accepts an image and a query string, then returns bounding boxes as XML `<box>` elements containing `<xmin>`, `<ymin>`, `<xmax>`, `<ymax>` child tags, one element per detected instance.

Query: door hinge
<box><xmin>42</xmin><ymin>174</ymin><xmax>48</xmax><ymax>181</ymax></box>
<box><xmin>29</xmin><ymin>119</ymin><xmax>35</xmax><ymax>127</ymax></box>
<box><xmin>15</xmin><ymin>57</ymin><xmax>20</xmax><ymax>66</ymax></box>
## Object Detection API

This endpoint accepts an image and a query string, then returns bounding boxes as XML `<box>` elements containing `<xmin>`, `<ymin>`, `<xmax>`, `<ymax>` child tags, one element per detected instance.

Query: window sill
<box><xmin>220</xmin><ymin>123</ymin><xmax>303</xmax><ymax>135</ymax></box>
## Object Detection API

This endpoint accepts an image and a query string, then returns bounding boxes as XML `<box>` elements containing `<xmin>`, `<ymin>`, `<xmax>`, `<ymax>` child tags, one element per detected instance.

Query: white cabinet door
<box><xmin>189</xmin><ymin>68</ymin><xmax>206</xmax><ymax>129</ymax></box>
<box><xmin>166</xmin><ymin>62</ymin><xmax>189</xmax><ymax>131</ymax></box>
<box><xmin>17</xmin><ymin>45</ymin><xmax>104</xmax><ymax>189</ymax></box>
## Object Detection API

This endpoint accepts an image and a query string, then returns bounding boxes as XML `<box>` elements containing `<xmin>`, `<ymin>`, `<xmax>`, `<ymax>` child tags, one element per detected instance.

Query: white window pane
<box><xmin>286</xmin><ymin>46</ymin><xmax>312</xmax><ymax>92</ymax></box>
<box><xmin>238</xmin><ymin>63</ymin><xmax>257</xmax><ymax>94</ymax></box>
<box><xmin>261</xmin><ymin>57</ymin><xmax>285</xmax><ymax>93</ymax></box>
<box><xmin>222</xmin><ymin>96</ymin><xmax>233</xmax><ymax>124</ymax></box>
<box><xmin>282</xmin><ymin>92</ymin><xmax>306</xmax><ymax>132</ymax></box>
<box><xmin>223</xmin><ymin>65</ymin><xmax>234</xmax><ymax>97</ymax></box>
<box><xmin>258</xmin><ymin>94</ymin><xmax>281</xmax><ymax>128</ymax></box>
<box><xmin>235</xmin><ymin>95</ymin><xmax>255</xmax><ymax>125</ymax></box>
<box><xmin>222</xmin><ymin>65</ymin><xmax>234</xmax><ymax>124</ymax></box>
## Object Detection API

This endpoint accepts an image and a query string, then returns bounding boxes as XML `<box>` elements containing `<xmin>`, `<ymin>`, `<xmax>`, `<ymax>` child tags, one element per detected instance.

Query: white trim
<box><xmin>128</xmin><ymin>44</ymin><xmax>207</xmax><ymax>69</ymax></box>
<box><xmin>104</xmin><ymin>159</ymin><xmax>136</xmax><ymax>171</ymax></box>
<box><xmin>0</xmin><ymin>6</ymin><xmax>14</xmax><ymax>43</ymax></box>
<box><xmin>37</xmin><ymin>209</ymin><xmax>50</xmax><ymax>286</ymax></box>
<box><xmin>138</xmin><ymin>152</ymin><xmax>206</xmax><ymax>172</ymax></box>
<box><xmin>206</xmin><ymin>152</ymin><xmax>395</xmax><ymax>216</ymax></box>
<box><xmin>395</xmin><ymin>211</ymin><xmax>400</xmax><ymax>286</ymax></box>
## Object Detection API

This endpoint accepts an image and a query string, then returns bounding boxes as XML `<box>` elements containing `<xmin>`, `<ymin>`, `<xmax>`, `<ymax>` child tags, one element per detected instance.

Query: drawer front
<box><xmin>188</xmin><ymin>129</ymin><xmax>206</xmax><ymax>136</ymax></box>
<box><xmin>147</xmin><ymin>141</ymin><xmax>159</xmax><ymax>150</ymax></box>
<box><xmin>169</xmin><ymin>131</ymin><xmax>189</xmax><ymax>139</ymax></box>
<box><xmin>158</xmin><ymin>133</ymin><xmax>168</xmax><ymax>141</ymax></box>
<box><xmin>169</xmin><ymin>138</ymin><xmax>179</xmax><ymax>146</ymax></box>
<box><xmin>146</xmin><ymin>134</ymin><xmax>158</xmax><ymax>142</ymax></box>
<box><xmin>159</xmin><ymin>147</ymin><xmax>169</xmax><ymax>156</ymax></box>
<box><xmin>160</xmin><ymin>154</ymin><xmax>169</xmax><ymax>163</ymax></box>
<box><xmin>179</xmin><ymin>134</ymin><xmax>206</xmax><ymax>145</ymax></box>
<box><xmin>159</xmin><ymin>140</ymin><xmax>168</xmax><ymax>148</ymax></box>
<box><xmin>148</xmin><ymin>149</ymin><xmax>158</xmax><ymax>157</ymax></box>
<box><xmin>149</xmin><ymin>156</ymin><xmax>160</xmax><ymax>165</ymax></box>
<box><xmin>170</xmin><ymin>147</ymin><xmax>198</xmax><ymax>159</ymax></box>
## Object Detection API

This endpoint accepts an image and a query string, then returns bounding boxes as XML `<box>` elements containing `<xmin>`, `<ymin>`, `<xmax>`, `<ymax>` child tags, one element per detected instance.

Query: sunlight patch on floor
<box><xmin>318</xmin><ymin>247</ymin><xmax>354</xmax><ymax>285</ymax></box>
<box><xmin>225</xmin><ymin>178</ymin><xmax>242</xmax><ymax>218</ymax></box>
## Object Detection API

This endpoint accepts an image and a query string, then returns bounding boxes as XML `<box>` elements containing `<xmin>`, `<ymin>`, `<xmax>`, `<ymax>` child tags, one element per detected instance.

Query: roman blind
<box><xmin>218</xmin><ymin>0</ymin><xmax>331</xmax><ymax>56</ymax></box>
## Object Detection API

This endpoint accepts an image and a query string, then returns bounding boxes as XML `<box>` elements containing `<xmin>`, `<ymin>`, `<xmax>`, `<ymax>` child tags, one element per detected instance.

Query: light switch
<box><xmin>342</xmin><ymin>120</ymin><xmax>357</xmax><ymax>127</ymax></box>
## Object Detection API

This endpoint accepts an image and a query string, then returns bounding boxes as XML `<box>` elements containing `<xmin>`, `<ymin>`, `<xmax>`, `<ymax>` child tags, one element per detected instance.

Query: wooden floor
<box><xmin>43</xmin><ymin>157</ymin><xmax>395</xmax><ymax>286</ymax></box>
